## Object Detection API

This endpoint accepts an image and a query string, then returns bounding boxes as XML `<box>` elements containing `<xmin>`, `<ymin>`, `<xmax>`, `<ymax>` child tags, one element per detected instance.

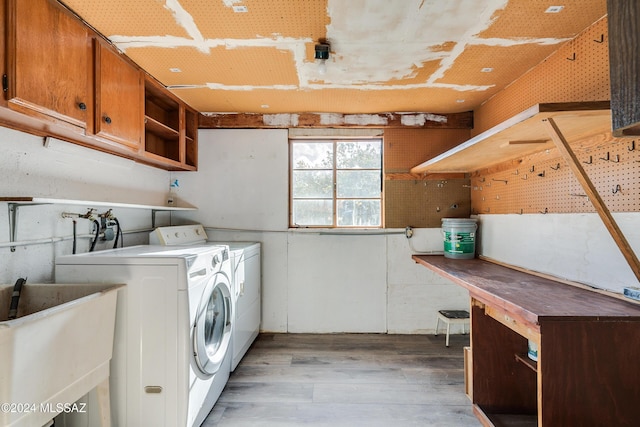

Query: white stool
<box><xmin>435</xmin><ymin>310</ymin><xmax>470</xmax><ymax>347</ymax></box>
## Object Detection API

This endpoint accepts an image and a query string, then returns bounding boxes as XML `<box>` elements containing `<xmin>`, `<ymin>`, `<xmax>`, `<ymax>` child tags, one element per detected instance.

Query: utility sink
<box><xmin>0</xmin><ymin>283</ymin><xmax>122</xmax><ymax>427</ymax></box>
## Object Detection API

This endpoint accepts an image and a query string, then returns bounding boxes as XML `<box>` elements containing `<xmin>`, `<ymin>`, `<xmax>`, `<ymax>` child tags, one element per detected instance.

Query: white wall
<box><xmin>174</xmin><ymin>129</ymin><xmax>469</xmax><ymax>333</ymax></box>
<box><xmin>478</xmin><ymin>213</ymin><xmax>640</xmax><ymax>292</ymax></box>
<box><xmin>0</xmin><ymin>126</ymin><xmax>172</xmax><ymax>283</ymax></box>
<box><xmin>0</xmin><ymin>126</ymin><xmax>470</xmax><ymax>333</ymax></box>
<box><xmin>387</xmin><ymin>229</ymin><xmax>470</xmax><ymax>334</ymax></box>
<box><xmin>7</xmin><ymin>126</ymin><xmax>630</xmax><ymax>334</ymax></box>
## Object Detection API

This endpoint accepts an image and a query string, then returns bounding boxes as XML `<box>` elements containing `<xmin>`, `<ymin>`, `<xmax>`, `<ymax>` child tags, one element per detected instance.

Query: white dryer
<box><xmin>55</xmin><ymin>244</ymin><xmax>233</xmax><ymax>427</ymax></box>
<box><xmin>211</xmin><ymin>242</ymin><xmax>261</xmax><ymax>371</ymax></box>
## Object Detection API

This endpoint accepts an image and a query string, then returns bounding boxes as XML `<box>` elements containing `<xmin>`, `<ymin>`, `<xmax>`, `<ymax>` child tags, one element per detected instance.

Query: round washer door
<box><xmin>193</xmin><ymin>271</ymin><xmax>232</xmax><ymax>377</ymax></box>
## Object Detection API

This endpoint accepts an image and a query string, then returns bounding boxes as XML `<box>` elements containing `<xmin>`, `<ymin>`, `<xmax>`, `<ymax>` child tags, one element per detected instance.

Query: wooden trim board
<box><xmin>544</xmin><ymin>117</ymin><xmax>640</xmax><ymax>283</ymax></box>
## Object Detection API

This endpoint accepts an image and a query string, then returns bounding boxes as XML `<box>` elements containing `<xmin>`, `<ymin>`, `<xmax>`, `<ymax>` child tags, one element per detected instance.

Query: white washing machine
<box><xmin>55</xmin><ymin>243</ymin><xmax>233</xmax><ymax>427</ymax></box>
<box><xmin>150</xmin><ymin>226</ymin><xmax>261</xmax><ymax>372</ymax></box>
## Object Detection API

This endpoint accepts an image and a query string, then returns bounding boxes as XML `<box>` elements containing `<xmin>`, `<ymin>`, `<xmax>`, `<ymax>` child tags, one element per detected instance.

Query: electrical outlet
<box><xmin>623</xmin><ymin>287</ymin><xmax>640</xmax><ymax>301</ymax></box>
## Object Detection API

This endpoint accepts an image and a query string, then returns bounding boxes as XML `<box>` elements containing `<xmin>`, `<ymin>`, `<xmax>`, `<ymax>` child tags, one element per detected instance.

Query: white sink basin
<box><xmin>0</xmin><ymin>283</ymin><xmax>122</xmax><ymax>427</ymax></box>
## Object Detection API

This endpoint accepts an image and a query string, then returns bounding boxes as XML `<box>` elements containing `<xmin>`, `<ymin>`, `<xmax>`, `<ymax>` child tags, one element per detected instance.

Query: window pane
<box><xmin>336</xmin><ymin>140</ymin><xmax>381</xmax><ymax>169</ymax></box>
<box><xmin>292</xmin><ymin>170</ymin><xmax>333</xmax><ymax>198</ymax></box>
<box><xmin>292</xmin><ymin>142</ymin><xmax>333</xmax><ymax>169</ymax></box>
<box><xmin>337</xmin><ymin>200</ymin><xmax>381</xmax><ymax>227</ymax></box>
<box><xmin>292</xmin><ymin>200</ymin><xmax>333</xmax><ymax>226</ymax></box>
<box><xmin>337</xmin><ymin>170</ymin><xmax>380</xmax><ymax>198</ymax></box>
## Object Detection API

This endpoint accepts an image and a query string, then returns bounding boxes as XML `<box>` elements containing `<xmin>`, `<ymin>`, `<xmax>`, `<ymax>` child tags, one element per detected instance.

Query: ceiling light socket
<box><xmin>315</xmin><ymin>43</ymin><xmax>330</xmax><ymax>75</ymax></box>
<box><xmin>314</xmin><ymin>43</ymin><xmax>330</xmax><ymax>61</ymax></box>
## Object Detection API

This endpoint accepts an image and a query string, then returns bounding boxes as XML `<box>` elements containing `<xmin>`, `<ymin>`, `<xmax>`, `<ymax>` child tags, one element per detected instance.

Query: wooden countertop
<box><xmin>412</xmin><ymin>255</ymin><xmax>640</xmax><ymax>325</ymax></box>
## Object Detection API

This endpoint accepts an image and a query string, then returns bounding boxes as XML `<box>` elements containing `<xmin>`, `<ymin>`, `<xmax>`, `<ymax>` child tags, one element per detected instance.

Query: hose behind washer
<box><xmin>113</xmin><ymin>217</ymin><xmax>122</xmax><ymax>248</ymax></box>
<box><xmin>8</xmin><ymin>277</ymin><xmax>26</xmax><ymax>320</ymax></box>
<box><xmin>89</xmin><ymin>219</ymin><xmax>100</xmax><ymax>252</ymax></box>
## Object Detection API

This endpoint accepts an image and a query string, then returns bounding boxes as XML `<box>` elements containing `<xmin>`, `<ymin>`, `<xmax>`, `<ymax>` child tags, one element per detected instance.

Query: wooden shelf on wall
<box><xmin>0</xmin><ymin>197</ymin><xmax>196</xmax><ymax>211</ymax></box>
<box><xmin>411</xmin><ymin>102</ymin><xmax>611</xmax><ymax>174</ymax></box>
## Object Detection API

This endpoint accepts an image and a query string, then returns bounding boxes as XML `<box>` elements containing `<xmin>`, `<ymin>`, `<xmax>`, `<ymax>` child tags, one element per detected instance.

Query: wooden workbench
<box><xmin>413</xmin><ymin>255</ymin><xmax>640</xmax><ymax>427</ymax></box>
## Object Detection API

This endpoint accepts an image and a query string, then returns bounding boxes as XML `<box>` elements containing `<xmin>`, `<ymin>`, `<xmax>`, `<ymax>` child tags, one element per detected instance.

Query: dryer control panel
<box><xmin>150</xmin><ymin>224</ymin><xmax>208</xmax><ymax>245</ymax></box>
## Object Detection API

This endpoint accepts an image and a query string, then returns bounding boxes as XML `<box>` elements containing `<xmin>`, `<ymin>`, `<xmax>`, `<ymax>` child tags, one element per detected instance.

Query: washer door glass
<box><xmin>193</xmin><ymin>272</ymin><xmax>232</xmax><ymax>377</ymax></box>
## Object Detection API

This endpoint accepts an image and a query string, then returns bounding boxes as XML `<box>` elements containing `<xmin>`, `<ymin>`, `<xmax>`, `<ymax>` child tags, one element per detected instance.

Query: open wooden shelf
<box><xmin>0</xmin><ymin>197</ymin><xmax>196</xmax><ymax>211</ymax></box>
<box><xmin>144</xmin><ymin>116</ymin><xmax>179</xmax><ymax>140</ymax></box>
<box><xmin>411</xmin><ymin>102</ymin><xmax>611</xmax><ymax>174</ymax></box>
<box><xmin>514</xmin><ymin>354</ymin><xmax>537</xmax><ymax>373</ymax></box>
<box><xmin>475</xmin><ymin>405</ymin><xmax>537</xmax><ymax>427</ymax></box>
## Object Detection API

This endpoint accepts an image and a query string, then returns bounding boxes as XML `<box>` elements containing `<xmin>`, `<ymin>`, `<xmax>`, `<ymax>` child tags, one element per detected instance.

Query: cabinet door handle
<box><xmin>103</xmin><ymin>116</ymin><xmax>112</xmax><ymax>124</ymax></box>
<box><xmin>78</xmin><ymin>102</ymin><xmax>87</xmax><ymax>110</ymax></box>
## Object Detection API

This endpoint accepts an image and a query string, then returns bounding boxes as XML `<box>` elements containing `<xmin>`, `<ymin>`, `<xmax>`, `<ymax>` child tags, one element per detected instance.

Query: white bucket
<box><xmin>442</xmin><ymin>218</ymin><xmax>478</xmax><ymax>259</ymax></box>
<box><xmin>528</xmin><ymin>340</ymin><xmax>538</xmax><ymax>361</ymax></box>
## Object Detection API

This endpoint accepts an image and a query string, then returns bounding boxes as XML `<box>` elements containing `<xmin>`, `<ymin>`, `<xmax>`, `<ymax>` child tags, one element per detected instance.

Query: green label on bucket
<box><xmin>443</xmin><ymin>231</ymin><xmax>475</xmax><ymax>253</ymax></box>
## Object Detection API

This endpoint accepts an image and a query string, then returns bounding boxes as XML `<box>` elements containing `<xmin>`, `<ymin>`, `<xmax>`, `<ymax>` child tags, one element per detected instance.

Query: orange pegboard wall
<box><xmin>386</xmin><ymin>178</ymin><xmax>471</xmax><ymax>228</ymax></box>
<box><xmin>384</xmin><ymin>128</ymin><xmax>470</xmax><ymax>172</ymax></box>
<box><xmin>383</xmin><ymin>128</ymin><xmax>471</xmax><ymax>228</ymax></box>
<box><xmin>474</xmin><ymin>17</ymin><xmax>610</xmax><ymax>136</ymax></box>
<box><xmin>471</xmin><ymin>135</ymin><xmax>640</xmax><ymax>214</ymax></box>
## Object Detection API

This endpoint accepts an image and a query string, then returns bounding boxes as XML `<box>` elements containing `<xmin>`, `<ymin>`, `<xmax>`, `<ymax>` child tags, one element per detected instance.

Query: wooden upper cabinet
<box><xmin>1</xmin><ymin>0</ymin><xmax>197</xmax><ymax>171</ymax></box>
<box><xmin>94</xmin><ymin>40</ymin><xmax>143</xmax><ymax>151</ymax></box>
<box><xmin>607</xmin><ymin>0</ymin><xmax>640</xmax><ymax>136</ymax></box>
<box><xmin>5</xmin><ymin>0</ymin><xmax>92</xmax><ymax>131</ymax></box>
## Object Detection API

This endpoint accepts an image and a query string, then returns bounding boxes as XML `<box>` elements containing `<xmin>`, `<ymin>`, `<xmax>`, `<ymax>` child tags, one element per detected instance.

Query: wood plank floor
<box><xmin>202</xmin><ymin>333</ymin><xmax>480</xmax><ymax>426</ymax></box>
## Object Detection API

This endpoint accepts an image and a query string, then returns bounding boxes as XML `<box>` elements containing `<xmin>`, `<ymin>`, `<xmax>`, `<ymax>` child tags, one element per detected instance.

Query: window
<box><xmin>290</xmin><ymin>139</ymin><xmax>382</xmax><ymax>227</ymax></box>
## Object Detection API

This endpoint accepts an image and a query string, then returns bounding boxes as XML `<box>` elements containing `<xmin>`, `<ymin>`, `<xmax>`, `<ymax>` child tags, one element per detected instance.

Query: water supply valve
<box><xmin>405</xmin><ymin>226</ymin><xmax>414</xmax><ymax>239</ymax></box>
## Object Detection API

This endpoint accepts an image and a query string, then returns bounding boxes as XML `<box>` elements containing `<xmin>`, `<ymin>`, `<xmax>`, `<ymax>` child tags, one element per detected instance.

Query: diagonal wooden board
<box><xmin>544</xmin><ymin>117</ymin><xmax>640</xmax><ymax>283</ymax></box>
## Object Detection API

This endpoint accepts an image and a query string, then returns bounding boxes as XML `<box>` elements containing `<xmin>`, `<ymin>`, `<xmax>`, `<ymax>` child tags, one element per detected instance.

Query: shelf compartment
<box><xmin>144</xmin><ymin>78</ymin><xmax>180</xmax><ymax>162</ymax></box>
<box><xmin>411</xmin><ymin>101</ymin><xmax>611</xmax><ymax>174</ymax></box>
<box><xmin>144</xmin><ymin>83</ymin><xmax>179</xmax><ymax>133</ymax></box>
<box><xmin>144</xmin><ymin>116</ymin><xmax>179</xmax><ymax>140</ymax></box>
<box><xmin>514</xmin><ymin>354</ymin><xmax>537</xmax><ymax>373</ymax></box>
<box><xmin>474</xmin><ymin>405</ymin><xmax>537</xmax><ymax>427</ymax></box>
<box><xmin>184</xmin><ymin>108</ymin><xmax>198</xmax><ymax>168</ymax></box>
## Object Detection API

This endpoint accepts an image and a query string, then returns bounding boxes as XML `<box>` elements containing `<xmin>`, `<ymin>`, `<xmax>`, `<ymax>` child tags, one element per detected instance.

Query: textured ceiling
<box><xmin>59</xmin><ymin>0</ymin><xmax>607</xmax><ymax>114</ymax></box>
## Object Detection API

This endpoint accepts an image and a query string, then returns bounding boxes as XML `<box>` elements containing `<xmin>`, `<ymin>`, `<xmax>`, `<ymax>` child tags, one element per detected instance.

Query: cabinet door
<box><xmin>6</xmin><ymin>0</ymin><xmax>92</xmax><ymax>130</ymax></box>
<box><xmin>607</xmin><ymin>0</ymin><xmax>640</xmax><ymax>136</ymax></box>
<box><xmin>95</xmin><ymin>41</ymin><xmax>142</xmax><ymax>150</ymax></box>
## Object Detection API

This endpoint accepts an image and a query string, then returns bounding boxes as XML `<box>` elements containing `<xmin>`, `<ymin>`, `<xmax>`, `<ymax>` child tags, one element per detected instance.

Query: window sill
<box><xmin>288</xmin><ymin>227</ymin><xmax>402</xmax><ymax>235</ymax></box>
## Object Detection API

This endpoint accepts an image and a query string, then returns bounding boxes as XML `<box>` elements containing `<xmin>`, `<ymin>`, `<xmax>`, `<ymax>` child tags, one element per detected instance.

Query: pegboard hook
<box><xmin>583</xmin><ymin>155</ymin><xmax>593</xmax><ymax>164</ymax></box>
<box><xmin>539</xmin><ymin>207</ymin><xmax>548</xmax><ymax>214</ymax></box>
<box><xmin>599</xmin><ymin>152</ymin><xmax>610</xmax><ymax>161</ymax></box>
<box><xmin>613</xmin><ymin>184</ymin><xmax>622</xmax><ymax>194</ymax></box>
<box><xmin>550</xmin><ymin>163</ymin><xmax>561</xmax><ymax>170</ymax></box>
<box><xmin>629</xmin><ymin>140</ymin><xmax>636</xmax><ymax>151</ymax></box>
<box><xmin>594</xmin><ymin>34</ymin><xmax>604</xmax><ymax>43</ymax></box>
<box><xmin>566</xmin><ymin>52</ymin><xmax>576</xmax><ymax>61</ymax></box>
